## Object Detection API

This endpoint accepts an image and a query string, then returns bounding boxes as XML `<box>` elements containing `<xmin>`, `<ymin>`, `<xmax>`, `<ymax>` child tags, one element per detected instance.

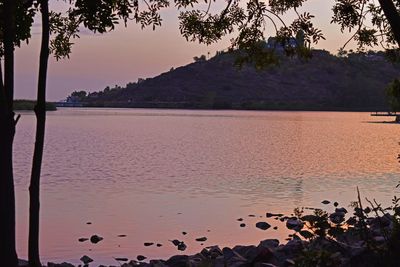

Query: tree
<box><xmin>193</xmin><ymin>54</ymin><xmax>207</xmax><ymax>62</ymax></box>
<box><xmin>0</xmin><ymin>1</ymin><xmax>35</xmax><ymax>267</ymax></box>
<box><xmin>1</xmin><ymin>1</ymin><xmax>399</xmax><ymax>267</ymax></box>
<box><xmin>28</xmin><ymin>1</ymin><xmax>49</xmax><ymax>266</ymax></box>
<box><xmin>387</xmin><ymin>78</ymin><xmax>400</xmax><ymax>111</ymax></box>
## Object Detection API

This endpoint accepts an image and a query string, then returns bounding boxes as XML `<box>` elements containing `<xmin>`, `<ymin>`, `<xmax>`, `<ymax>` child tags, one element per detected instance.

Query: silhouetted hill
<box><xmin>75</xmin><ymin>50</ymin><xmax>400</xmax><ymax>111</ymax></box>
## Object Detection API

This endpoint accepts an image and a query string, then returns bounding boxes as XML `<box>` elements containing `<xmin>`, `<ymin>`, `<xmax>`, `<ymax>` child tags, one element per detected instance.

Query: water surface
<box><xmin>13</xmin><ymin>108</ymin><xmax>400</xmax><ymax>265</ymax></box>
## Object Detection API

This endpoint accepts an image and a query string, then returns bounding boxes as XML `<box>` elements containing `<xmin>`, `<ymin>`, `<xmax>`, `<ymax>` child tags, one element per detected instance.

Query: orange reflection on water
<box><xmin>13</xmin><ymin>109</ymin><xmax>400</xmax><ymax>265</ymax></box>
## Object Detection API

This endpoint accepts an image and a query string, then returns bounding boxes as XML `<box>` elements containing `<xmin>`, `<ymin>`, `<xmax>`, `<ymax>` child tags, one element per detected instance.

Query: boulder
<box><xmin>335</xmin><ymin>207</ymin><xmax>348</xmax><ymax>214</ymax></box>
<box><xmin>80</xmin><ymin>255</ymin><xmax>93</xmax><ymax>264</ymax></box>
<box><xmin>286</xmin><ymin>219</ymin><xmax>303</xmax><ymax>231</ymax></box>
<box><xmin>256</xmin><ymin>222</ymin><xmax>271</xmax><ymax>230</ymax></box>
<box><xmin>90</xmin><ymin>234</ymin><xmax>103</xmax><ymax>244</ymax></box>
<box><xmin>329</xmin><ymin>212</ymin><xmax>345</xmax><ymax>224</ymax></box>
<box><xmin>166</xmin><ymin>255</ymin><xmax>189</xmax><ymax>267</ymax></box>
<box><xmin>258</xmin><ymin>239</ymin><xmax>279</xmax><ymax>249</ymax></box>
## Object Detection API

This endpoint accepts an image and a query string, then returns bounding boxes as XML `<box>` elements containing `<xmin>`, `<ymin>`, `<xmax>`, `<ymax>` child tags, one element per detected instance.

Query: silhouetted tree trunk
<box><xmin>0</xmin><ymin>0</ymin><xmax>18</xmax><ymax>266</ymax></box>
<box><xmin>378</xmin><ymin>0</ymin><xmax>400</xmax><ymax>46</ymax></box>
<box><xmin>29</xmin><ymin>1</ymin><xmax>50</xmax><ymax>266</ymax></box>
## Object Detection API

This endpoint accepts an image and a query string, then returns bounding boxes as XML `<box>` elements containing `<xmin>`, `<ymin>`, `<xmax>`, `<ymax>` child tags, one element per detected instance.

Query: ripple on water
<box><xmin>13</xmin><ymin>108</ymin><xmax>400</xmax><ymax>264</ymax></box>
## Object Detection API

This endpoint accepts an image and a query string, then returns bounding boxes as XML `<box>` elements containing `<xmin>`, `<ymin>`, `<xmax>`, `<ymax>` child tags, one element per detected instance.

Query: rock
<box><xmin>256</xmin><ymin>222</ymin><xmax>271</xmax><ymax>230</ymax></box>
<box><xmin>321</xmin><ymin>200</ymin><xmax>330</xmax><ymax>204</ymax></box>
<box><xmin>273</xmin><ymin>226</ymin><xmax>278</xmax><ymax>230</ymax></box>
<box><xmin>335</xmin><ymin>207</ymin><xmax>348</xmax><ymax>213</ymax></box>
<box><xmin>90</xmin><ymin>234</ymin><xmax>103</xmax><ymax>244</ymax></box>
<box><xmin>246</xmin><ymin>246</ymin><xmax>273</xmax><ymax>263</ymax></box>
<box><xmin>149</xmin><ymin>260</ymin><xmax>169</xmax><ymax>267</ymax></box>
<box><xmin>240</xmin><ymin>223</ymin><xmax>246</xmax><ymax>227</ymax></box>
<box><xmin>177</xmin><ymin>242</ymin><xmax>187</xmax><ymax>251</ymax></box>
<box><xmin>248</xmin><ymin>214</ymin><xmax>256</xmax><ymax>217</ymax></box>
<box><xmin>266</xmin><ymin>213</ymin><xmax>283</xmax><ymax>218</ymax></box>
<box><xmin>144</xmin><ymin>242</ymin><xmax>154</xmax><ymax>247</ymax></box>
<box><xmin>334</xmin><ymin>202</ymin><xmax>339</xmax><ymax>207</ymax></box>
<box><xmin>182</xmin><ymin>231</ymin><xmax>187</xmax><ymax>235</ymax></box>
<box><xmin>364</xmin><ymin>207</ymin><xmax>372</xmax><ymax>214</ymax></box>
<box><xmin>222</xmin><ymin>247</ymin><xmax>247</xmax><ymax>265</ymax></box>
<box><xmin>200</xmin><ymin>248</ymin><xmax>211</xmax><ymax>258</ymax></box>
<box><xmin>171</xmin><ymin>239</ymin><xmax>181</xmax><ymax>246</ymax></box>
<box><xmin>259</xmin><ymin>239</ymin><xmax>279</xmax><ymax>249</ymax></box>
<box><xmin>80</xmin><ymin>255</ymin><xmax>93</xmax><ymax>264</ymax></box>
<box><xmin>115</xmin><ymin>257</ymin><xmax>129</xmax><ymax>262</ymax></box>
<box><xmin>156</xmin><ymin>243</ymin><xmax>163</xmax><ymax>247</ymax></box>
<box><xmin>118</xmin><ymin>234</ymin><xmax>127</xmax><ymax>237</ymax></box>
<box><xmin>137</xmin><ymin>255</ymin><xmax>147</xmax><ymax>261</ymax></box>
<box><xmin>195</xmin><ymin>237</ymin><xmax>207</xmax><ymax>242</ymax></box>
<box><xmin>86</xmin><ymin>222</ymin><xmax>92</xmax><ymax>225</ymax></box>
<box><xmin>329</xmin><ymin>212</ymin><xmax>345</xmax><ymax>224</ymax></box>
<box><xmin>166</xmin><ymin>255</ymin><xmax>189</xmax><ymax>267</ymax></box>
<box><xmin>237</xmin><ymin>218</ymin><xmax>244</xmax><ymax>221</ymax></box>
<box><xmin>208</xmin><ymin>246</ymin><xmax>223</xmax><ymax>258</ymax></box>
<box><xmin>286</xmin><ymin>219</ymin><xmax>304</xmax><ymax>231</ymax></box>
<box><xmin>78</xmin><ymin>238</ymin><xmax>89</xmax><ymax>242</ymax></box>
<box><xmin>369</xmin><ymin>214</ymin><xmax>392</xmax><ymax>228</ymax></box>
<box><xmin>278</xmin><ymin>239</ymin><xmax>304</xmax><ymax>256</ymax></box>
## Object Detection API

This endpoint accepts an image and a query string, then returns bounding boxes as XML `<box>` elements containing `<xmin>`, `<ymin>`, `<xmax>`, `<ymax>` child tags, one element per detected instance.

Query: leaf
<box><xmin>299</xmin><ymin>230</ymin><xmax>314</xmax><ymax>239</ymax></box>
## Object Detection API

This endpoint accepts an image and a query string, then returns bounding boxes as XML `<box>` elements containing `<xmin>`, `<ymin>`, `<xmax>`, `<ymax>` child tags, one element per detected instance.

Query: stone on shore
<box><xmin>137</xmin><ymin>255</ymin><xmax>147</xmax><ymax>261</ymax></box>
<box><xmin>90</xmin><ymin>234</ymin><xmax>103</xmax><ymax>244</ymax></box>
<box><xmin>80</xmin><ymin>255</ymin><xmax>93</xmax><ymax>264</ymax></box>
<box><xmin>259</xmin><ymin>239</ymin><xmax>279</xmax><ymax>249</ymax></box>
<box><xmin>329</xmin><ymin>212</ymin><xmax>346</xmax><ymax>224</ymax></box>
<box><xmin>286</xmin><ymin>219</ymin><xmax>303</xmax><ymax>231</ymax></box>
<box><xmin>166</xmin><ymin>255</ymin><xmax>189</xmax><ymax>267</ymax></box>
<box><xmin>256</xmin><ymin>222</ymin><xmax>271</xmax><ymax>230</ymax></box>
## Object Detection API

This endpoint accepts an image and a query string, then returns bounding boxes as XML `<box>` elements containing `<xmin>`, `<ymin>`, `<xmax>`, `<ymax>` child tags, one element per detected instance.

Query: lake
<box><xmin>13</xmin><ymin>108</ymin><xmax>400</xmax><ymax>265</ymax></box>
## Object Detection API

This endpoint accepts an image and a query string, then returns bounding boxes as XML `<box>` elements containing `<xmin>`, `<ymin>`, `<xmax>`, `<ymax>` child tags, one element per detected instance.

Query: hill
<box><xmin>70</xmin><ymin>50</ymin><xmax>400</xmax><ymax>111</ymax></box>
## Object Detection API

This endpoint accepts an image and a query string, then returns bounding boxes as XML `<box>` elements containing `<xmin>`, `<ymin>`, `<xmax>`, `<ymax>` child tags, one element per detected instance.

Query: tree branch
<box><xmin>378</xmin><ymin>0</ymin><xmax>400</xmax><ymax>47</ymax></box>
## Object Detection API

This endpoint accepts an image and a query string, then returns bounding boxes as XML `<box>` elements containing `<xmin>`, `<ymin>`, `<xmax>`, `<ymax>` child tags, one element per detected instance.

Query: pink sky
<box><xmin>14</xmin><ymin>0</ymin><xmax>358</xmax><ymax>101</ymax></box>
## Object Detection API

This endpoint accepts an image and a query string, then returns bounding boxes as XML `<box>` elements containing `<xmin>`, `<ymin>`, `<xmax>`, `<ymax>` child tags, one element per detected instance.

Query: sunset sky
<box><xmin>14</xmin><ymin>0</ymin><xmax>360</xmax><ymax>101</ymax></box>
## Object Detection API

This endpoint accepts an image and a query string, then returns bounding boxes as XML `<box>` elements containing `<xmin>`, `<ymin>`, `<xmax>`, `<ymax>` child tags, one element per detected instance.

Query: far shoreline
<box><xmin>53</xmin><ymin>103</ymin><xmax>392</xmax><ymax>113</ymax></box>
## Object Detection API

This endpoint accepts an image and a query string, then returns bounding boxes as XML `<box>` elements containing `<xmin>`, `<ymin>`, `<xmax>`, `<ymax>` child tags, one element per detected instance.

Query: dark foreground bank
<box><xmin>19</xmin><ymin>195</ymin><xmax>400</xmax><ymax>267</ymax></box>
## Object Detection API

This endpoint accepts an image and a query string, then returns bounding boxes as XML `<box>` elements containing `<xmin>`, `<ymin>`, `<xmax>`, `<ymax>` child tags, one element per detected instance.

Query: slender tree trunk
<box><xmin>378</xmin><ymin>0</ymin><xmax>400</xmax><ymax>46</ymax></box>
<box><xmin>0</xmin><ymin>0</ymin><xmax>18</xmax><ymax>266</ymax></box>
<box><xmin>29</xmin><ymin>1</ymin><xmax>50</xmax><ymax>266</ymax></box>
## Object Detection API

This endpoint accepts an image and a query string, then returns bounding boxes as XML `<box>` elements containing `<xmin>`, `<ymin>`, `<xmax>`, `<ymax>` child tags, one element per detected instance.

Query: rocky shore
<box><xmin>21</xmin><ymin>197</ymin><xmax>400</xmax><ymax>267</ymax></box>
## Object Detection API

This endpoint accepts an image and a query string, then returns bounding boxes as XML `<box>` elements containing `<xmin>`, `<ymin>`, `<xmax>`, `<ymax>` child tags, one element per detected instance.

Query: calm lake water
<box><xmin>13</xmin><ymin>108</ymin><xmax>400</xmax><ymax>265</ymax></box>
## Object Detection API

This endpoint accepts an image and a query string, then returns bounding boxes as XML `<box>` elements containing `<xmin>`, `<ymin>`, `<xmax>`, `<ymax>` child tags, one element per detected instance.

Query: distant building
<box><xmin>266</xmin><ymin>37</ymin><xmax>298</xmax><ymax>50</ymax></box>
<box><xmin>265</xmin><ymin>31</ymin><xmax>305</xmax><ymax>51</ymax></box>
